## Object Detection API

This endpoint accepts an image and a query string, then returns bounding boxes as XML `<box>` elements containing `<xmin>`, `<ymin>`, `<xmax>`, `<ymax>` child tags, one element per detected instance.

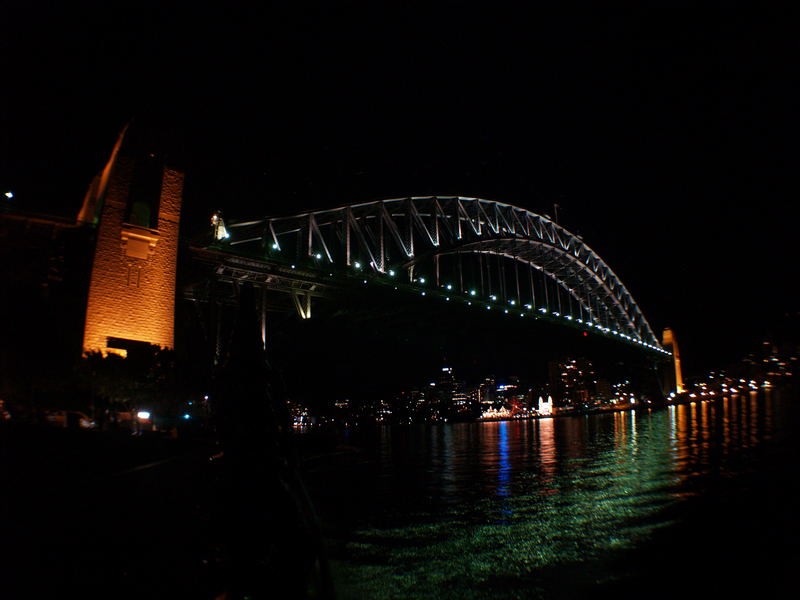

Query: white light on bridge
<box><xmin>354</xmin><ymin>261</ymin><xmax>362</xmax><ymax>269</ymax></box>
<box><xmin>137</xmin><ymin>411</ymin><xmax>151</xmax><ymax>420</ymax></box>
<box><xmin>419</xmin><ymin>277</ymin><xmax>426</xmax><ymax>284</ymax></box>
<box><xmin>470</xmin><ymin>290</ymin><xmax>477</xmax><ymax>296</ymax></box>
<box><xmin>446</xmin><ymin>284</ymin><xmax>453</xmax><ymax>290</ymax></box>
<box><xmin>388</xmin><ymin>269</ymin><xmax>396</xmax><ymax>276</ymax></box>
<box><xmin>272</xmin><ymin>243</ymin><xmax>279</xmax><ymax>250</ymax></box>
<box><xmin>509</xmin><ymin>300</ymin><xmax>516</xmax><ymax>305</ymax></box>
<box><xmin>490</xmin><ymin>295</ymin><xmax>497</xmax><ymax>301</ymax></box>
<box><xmin>4</xmin><ymin>191</ymin><xmax>12</xmax><ymax>199</ymax></box>
<box><xmin>314</xmin><ymin>253</ymin><xmax>322</xmax><ymax>260</ymax></box>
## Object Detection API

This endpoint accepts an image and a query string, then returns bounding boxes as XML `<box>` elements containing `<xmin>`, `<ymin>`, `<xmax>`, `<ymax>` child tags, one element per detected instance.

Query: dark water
<box><xmin>304</xmin><ymin>390</ymin><xmax>800</xmax><ymax>599</ymax></box>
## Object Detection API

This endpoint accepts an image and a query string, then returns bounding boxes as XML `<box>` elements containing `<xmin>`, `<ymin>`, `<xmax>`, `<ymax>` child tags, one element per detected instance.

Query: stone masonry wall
<box><xmin>82</xmin><ymin>155</ymin><xmax>182</xmax><ymax>353</ymax></box>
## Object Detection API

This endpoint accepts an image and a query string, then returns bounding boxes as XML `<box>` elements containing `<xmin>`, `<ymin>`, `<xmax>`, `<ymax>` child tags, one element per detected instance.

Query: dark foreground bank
<box><xmin>0</xmin><ymin>423</ymin><xmax>342</xmax><ymax>599</ymax></box>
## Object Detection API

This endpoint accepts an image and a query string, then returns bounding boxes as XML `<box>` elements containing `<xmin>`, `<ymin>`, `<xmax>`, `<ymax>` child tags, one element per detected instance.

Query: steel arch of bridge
<box><xmin>219</xmin><ymin>196</ymin><xmax>667</xmax><ymax>354</ymax></box>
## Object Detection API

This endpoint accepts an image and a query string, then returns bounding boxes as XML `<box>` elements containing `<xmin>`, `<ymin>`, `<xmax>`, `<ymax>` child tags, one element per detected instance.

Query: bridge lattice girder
<box><xmin>224</xmin><ymin>196</ymin><xmax>660</xmax><ymax>348</ymax></box>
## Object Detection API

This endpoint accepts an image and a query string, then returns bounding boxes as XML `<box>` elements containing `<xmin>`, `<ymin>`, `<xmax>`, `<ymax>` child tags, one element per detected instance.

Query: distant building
<box><xmin>478</xmin><ymin>376</ymin><xmax>498</xmax><ymax>412</ymax></box>
<box><xmin>538</xmin><ymin>395</ymin><xmax>553</xmax><ymax>416</ymax></box>
<box><xmin>548</xmin><ymin>357</ymin><xmax>596</xmax><ymax>408</ymax></box>
<box><xmin>436</xmin><ymin>366</ymin><xmax>471</xmax><ymax>419</ymax></box>
<box><xmin>594</xmin><ymin>379</ymin><xmax>613</xmax><ymax>403</ymax></box>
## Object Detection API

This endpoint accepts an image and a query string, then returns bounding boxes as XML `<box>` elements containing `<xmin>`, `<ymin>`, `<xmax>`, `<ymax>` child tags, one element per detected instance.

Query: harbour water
<box><xmin>304</xmin><ymin>390</ymin><xmax>799</xmax><ymax>599</ymax></box>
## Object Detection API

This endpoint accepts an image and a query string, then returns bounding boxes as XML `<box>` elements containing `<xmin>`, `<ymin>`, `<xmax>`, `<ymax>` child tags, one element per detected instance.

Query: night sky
<box><xmin>2</xmin><ymin>4</ymin><xmax>797</xmax><ymax>375</ymax></box>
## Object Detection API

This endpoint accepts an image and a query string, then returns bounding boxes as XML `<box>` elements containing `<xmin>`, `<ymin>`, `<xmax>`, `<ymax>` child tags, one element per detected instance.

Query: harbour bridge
<box><xmin>188</xmin><ymin>196</ymin><xmax>671</xmax><ymax>360</ymax></box>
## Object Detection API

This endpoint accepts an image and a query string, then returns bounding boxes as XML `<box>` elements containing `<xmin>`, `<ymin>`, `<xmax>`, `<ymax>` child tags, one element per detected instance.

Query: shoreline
<box><xmin>473</xmin><ymin>387</ymin><xmax>784</xmax><ymax>424</ymax></box>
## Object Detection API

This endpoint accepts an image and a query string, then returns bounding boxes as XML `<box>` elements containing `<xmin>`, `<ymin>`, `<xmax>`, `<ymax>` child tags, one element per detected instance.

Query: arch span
<box><xmin>215</xmin><ymin>196</ymin><xmax>665</xmax><ymax>353</ymax></box>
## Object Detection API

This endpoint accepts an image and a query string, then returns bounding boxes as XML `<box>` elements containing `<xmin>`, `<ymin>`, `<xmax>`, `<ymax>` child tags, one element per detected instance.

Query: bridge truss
<box><xmin>202</xmin><ymin>196</ymin><xmax>669</xmax><ymax>356</ymax></box>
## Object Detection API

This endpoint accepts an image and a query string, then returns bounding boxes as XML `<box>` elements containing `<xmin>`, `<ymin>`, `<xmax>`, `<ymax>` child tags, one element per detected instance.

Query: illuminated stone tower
<box><xmin>80</xmin><ymin>126</ymin><xmax>183</xmax><ymax>355</ymax></box>
<box><xmin>661</xmin><ymin>327</ymin><xmax>685</xmax><ymax>394</ymax></box>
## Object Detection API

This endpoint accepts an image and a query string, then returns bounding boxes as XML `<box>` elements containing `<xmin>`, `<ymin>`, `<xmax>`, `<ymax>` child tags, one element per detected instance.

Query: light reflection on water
<box><xmin>315</xmin><ymin>390</ymin><xmax>791</xmax><ymax>599</ymax></box>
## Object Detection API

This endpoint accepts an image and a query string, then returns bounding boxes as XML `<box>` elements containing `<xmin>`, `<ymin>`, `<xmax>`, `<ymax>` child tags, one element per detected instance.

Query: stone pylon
<box><xmin>80</xmin><ymin>125</ymin><xmax>183</xmax><ymax>355</ymax></box>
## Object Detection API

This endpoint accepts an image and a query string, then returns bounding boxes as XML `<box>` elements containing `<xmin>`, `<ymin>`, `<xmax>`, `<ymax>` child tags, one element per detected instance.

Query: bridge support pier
<box><xmin>292</xmin><ymin>290</ymin><xmax>312</xmax><ymax>320</ymax></box>
<box><xmin>260</xmin><ymin>286</ymin><xmax>268</xmax><ymax>350</ymax></box>
<box><xmin>661</xmin><ymin>327</ymin><xmax>684</xmax><ymax>394</ymax></box>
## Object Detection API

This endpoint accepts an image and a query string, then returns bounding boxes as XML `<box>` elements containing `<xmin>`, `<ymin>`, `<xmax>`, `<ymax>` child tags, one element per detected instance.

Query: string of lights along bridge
<box><xmin>208</xmin><ymin>196</ymin><xmax>671</xmax><ymax>357</ymax></box>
